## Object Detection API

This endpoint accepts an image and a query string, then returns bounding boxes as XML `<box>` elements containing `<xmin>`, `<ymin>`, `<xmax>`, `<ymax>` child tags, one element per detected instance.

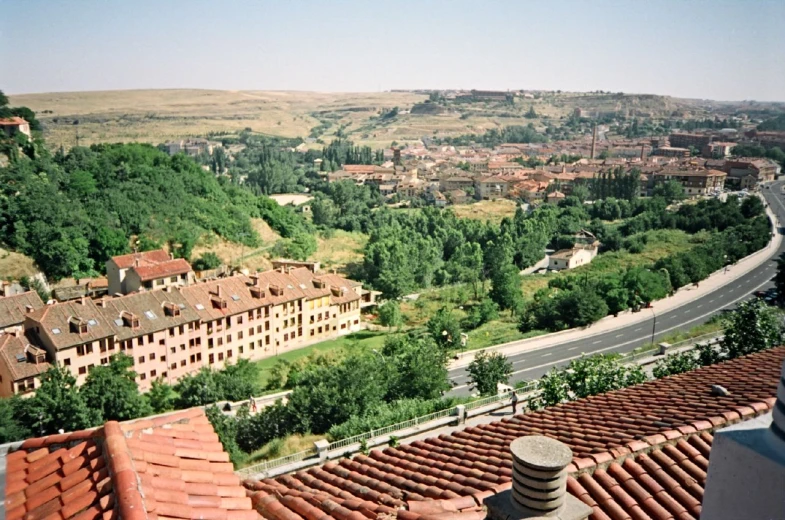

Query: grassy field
<box><xmin>313</xmin><ymin>230</ymin><xmax>368</xmax><ymax>274</ymax></box>
<box><xmin>0</xmin><ymin>247</ymin><xmax>38</xmax><ymax>280</ymax></box>
<box><xmin>451</xmin><ymin>199</ymin><xmax>519</xmax><ymax>223</ymax></box>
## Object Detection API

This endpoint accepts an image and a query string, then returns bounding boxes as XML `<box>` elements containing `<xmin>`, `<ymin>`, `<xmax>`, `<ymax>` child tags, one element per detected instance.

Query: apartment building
<box><xmin>107</xmin><ymin>249</ymin><xmax>195</xmax><ymax>295</ymax></box>
<box><xmin>652</xmin><ymin>169</ymin><xmax>726</xmax><ymax>196</ymax></box>
<box><xmin>1</xmin><ymin>268</ymin><xmax>362</xmax><ymax>396</ymax></box>
<box><xmin>725</xmin><ymin>158</ymin><xmax>780</xmax><ymax>186</ymax></box>
<box><xmin>475</xmin><ymin>176</ymin><xmax>509</xmax><ymax>199</ymax></box>
<box><xmin>0</xmin><ymin>292</ymin><xmax>44</xmax><ymax>332</ymax></box>
<box><xmin>668</xmin><ymin>132</ymin><xmax>713</xmax><ymax>149</ymax></box>
<box><xmin>0</xmin><ymin>330</ymin><xmax>50</xmax><ymax>396</ymax></box>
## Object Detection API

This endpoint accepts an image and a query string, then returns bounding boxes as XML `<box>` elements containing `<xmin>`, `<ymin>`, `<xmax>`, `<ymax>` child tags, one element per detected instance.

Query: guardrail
<box><xmin>236</xmin><ymin>446</ymin><xmax>317</xmax><ymax>477</ymax></box>
<box><xmin>621</xmin><ymin>331</ymin><xmax>722</xmax><ymax>364</ymax></box>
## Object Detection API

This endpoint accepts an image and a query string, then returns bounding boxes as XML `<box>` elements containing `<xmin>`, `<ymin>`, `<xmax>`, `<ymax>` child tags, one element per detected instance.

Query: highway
<box><xmin>447</xmin><ymin>180</ymin><xmax>785</xmax><ymax>397</ymax></box>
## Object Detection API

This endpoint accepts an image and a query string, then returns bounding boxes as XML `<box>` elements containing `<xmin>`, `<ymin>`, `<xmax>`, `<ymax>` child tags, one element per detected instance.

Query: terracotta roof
<box><xmin>0</xmin><ymin>116</ymin><xmax>29</xmax><ymax>126</ymax></box>
<box><xmin>0</xmin><ymin>291</ymin><xmax>45</xmax><ymax>329</ymax></box>
<box><xmin>132</xmin><ymin>258</ymin><xmax>193</xmax><ymax>282</ymax></box>
<box><xmin>568</xmin><ymin>432</ymin><xmax>714</xmax><ymax>520</ymax></box>
<box><xmin>4</xmin><ymin>408</ymin><xmax>258</xmax><ymax>520</ymax></box>
<box><xmin>241</xmin><ymin>347</ymin><xmax>784</xmax><ymax>520</ymax></box>
<box><xmin>0</xmin><ymin>331</ymin><xmax>51</xmax><ymax>380</ymax></box>
<box><xmin>110</xmin><ymin>250</ymin><xmax>173</xmax><ymax>270</ymax></box>
<box><xmin>27</xmin><ymin>298</ymin><xmax>117</xmax><ymax>351</ymax></box>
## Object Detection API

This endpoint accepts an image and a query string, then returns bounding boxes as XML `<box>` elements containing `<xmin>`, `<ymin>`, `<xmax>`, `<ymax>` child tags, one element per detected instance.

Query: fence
<box><xmin>620</xmin><ymin>331</ymin><xmax>722</xmax><ymax>364</ymax></box>
<box><xmin>236</xmin><ymin>446</ymin><xmax>318</xmax><ymax>477</ymax></box>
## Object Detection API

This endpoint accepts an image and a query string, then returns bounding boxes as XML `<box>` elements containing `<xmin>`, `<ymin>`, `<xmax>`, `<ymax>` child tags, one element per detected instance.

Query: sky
<box><xmin>2</xmin><ymin>0</ymin><xmax>784</xmax><ymax>101</ymax></box>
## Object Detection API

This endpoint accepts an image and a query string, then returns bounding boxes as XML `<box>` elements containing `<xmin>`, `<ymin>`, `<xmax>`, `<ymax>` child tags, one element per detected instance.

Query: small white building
<box><xmin>549</xmin><ymin>247</ymin><xmax>595</xmax><ymax>271</ymax></box>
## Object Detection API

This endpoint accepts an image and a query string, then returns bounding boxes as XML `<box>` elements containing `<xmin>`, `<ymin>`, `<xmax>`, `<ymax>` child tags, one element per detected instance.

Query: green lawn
<box><xmin>254</xmin><ymin>329</ymin><xmax>389</xmax><ymax>389</ymax></box>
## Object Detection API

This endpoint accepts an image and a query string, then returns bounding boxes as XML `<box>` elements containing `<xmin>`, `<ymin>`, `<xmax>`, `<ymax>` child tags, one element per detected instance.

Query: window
<box><xmin>197</xmin><ymin>353</ymin><xmax>202</xmax><ymax>361</ymax></box>
<box><xmin>249</xmin><ymin>342</ymin><xmax>254</xmax><ymax>351</ymax></box>
<box><xmin>226</xmin><ymin>316</ymin><xmax>232</xmax><ymax>327</ymax></box>
<box><xmin>149</xmin><ymin>353</ymin><xmax>156</xmax><ymax>360</ymax></box>
<box><xmin>101</xmin><ymin>357</ymin><xmax>108</xmax><ymax>365</ymax></box>
<box><xmin>311</xmin><ymin>330</ymin><xmax>315</xmax><ymax>336</ymax></box>
<box><xmin>179</xmin><ymin>325</ymin><xmax>184</xmax><ymax>335</ymax></box>
<box><xmin>180</xmin><ymin>344</ymin><xmax>185</xmax><ymax>351</ymax></box>
<box><xmin>64</xmin><ymin>358</ymin><xmax>71</xmax><ymax>366</ymax></box>
<box><xmin>148</xmin><ymin>334</ymin><xmax>154</xmax><ymax>343</ymax></box>
<box><xmin>171</xmin><ymin>363</ymin><xmax>177</xmax><ymax>369</ymax></box>
<box><xmin>138</xmin><ymin>337</ymin><xmax>144</xmax><ymax>346</ymax></box>
<box><xmin>171</xmin><ymin>276</ymin><xmax>178</xmax><ymax>283</ymax></box>
<box><xmin>249</xmin><ymin>327</ymin><xmax>254</xmax><ymax>336</ymax></box>
<box><xmin>209</xmin><ymin>354</ymin><xmax>214</xmax><ymax>364</ymax></box>
<box><xmin>150</xmin><ymin>370</ymin><xmax>157</xmax><ymax>378</ymax></box>
<box><xmin>257</xmin><ymin>325</ymin><xmax>262</xmax><ymax>333</ymax></box>
<box><xmin>169</xmin><ymin>327</ymin><xmax>175</xmax><ymax>337</ymax></box>
<box><xmin>237</xmin><ymin>315</ymin><xmax>243</xmax><ymax>325</ymax></box>
<box><xmin>265</xmin><ymin>335</ymin><xmax>270</xmax><ymax>345</ymax></box>
<box><xmin>140</xmin><ymin>373</ymin><xmax>146</xmax><ymax>380</ymax></box>
<box><xmin>79</xmin><ymin>366</ymin><xmax>87</xmax><ymax>375</ymax></box>
<box><xmin>170</xmin><ymin>347</ymin><xmax>176</xmax><ymax>354</ymax></box>
<box><xmin>208</xmin><ymin>338</ymin><xmax>214</xmax><ymax>349</ymax></box>
<box><xmin>227</xmin><ymin>334</ymin><xmax>232</xmax><ymax>343</ymax></box>
<box><xmin>265</xmin><ymin>321</ymin><xmax>270</xmax><ymax>331</ymax></box>
<box><xmin>227</xmin><ymin>350</ymin><xmax>233</xmax><ymax>358</ymax></box>
<box><xmin>138</xmin><ymin>356</ymin><xmax>145</xmax><ymax>364</ymax></box>
<box><xmin>318</xmin><ymin>326</ymin><xmax>323</xmax><ymax>334</ymax></box>
<box><xmin>283</xmin><ymin>333</ymin><xmax>288</xmax><ymax>341</ymax></box>
<box><xmin>180</xmin><ymin>360</ymin><xmax>186</xmax><ymax>367</ymax></box>
<box><xmin>238</xmin><ymin>331</ymin><xmax>243</xmax><ymax>340</ymax></box>
<box><xmin>239</xmin><ymin>346</ymin><xmax>244</xmax><ymax>354</ymax></box>
<box><xmin>218</xmin><ymin>352</ymin><xmax>224</xmax><ymax>361</ymax></box>
<box><xmin>217</xmin><ymin>337</ymin><xmax>223</xmax><ymax>347</ymax></box>
<box><xmin>77</xmin><ymin>345</ymin><xmax>86</xmax><ymax>356</ymax></box>
<box><xmin>159</xmin><ymin>338</ymin><xmax>165</xmax><ymax>346</ymax></box>
<box><xmin>190</xmin><ymin>355</ymin><xmax>195</xmax><ymax>364</ymax></box>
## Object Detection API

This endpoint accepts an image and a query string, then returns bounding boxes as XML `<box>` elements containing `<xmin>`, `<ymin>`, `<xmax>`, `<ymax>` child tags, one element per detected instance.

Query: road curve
<box><xmin>448</xmin><ymin>181</ymin><xmax>785</xmax><ymax>396</ymax></box>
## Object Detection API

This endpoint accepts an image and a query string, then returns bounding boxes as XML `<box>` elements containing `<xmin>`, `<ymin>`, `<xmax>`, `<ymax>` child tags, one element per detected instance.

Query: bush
<box><xmin>192</xmin><ymin>252</ymin><xmax>222</xmax><ymax>270</ymax></box>
<box><xmin>327</xmin><ymin>398</ymin><xmax>457</xmax><ymax>440</ymax></box>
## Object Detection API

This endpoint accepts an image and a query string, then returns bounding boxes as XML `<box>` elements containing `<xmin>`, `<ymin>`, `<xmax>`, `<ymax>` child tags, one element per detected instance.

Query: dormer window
<box><xmin>210</xmin><ymin>295</ymin><xmax>227</xmax><ymax>309</ymax></box>
<box><xmin>250</xmin><ymin>286</ymin><xmax>265</xmax><ymax>299</ymax></box>
<box><xmin>163</xmin><ymin>302</ymin><xmax>181</xmax><ymax>317</ymax></box>
<box><xmin>313</xmin><ymin>279</ymin><xmax>326</xmax><ymax>289</ymax></box>
<box><xmin>69</xmin><ymin>317</ymin><xmax>88</xmax><ymax>334</ymax></box>
<box><xmin>121</xmin><ymin>311</ymin><xmax>140</xmax><ymax>329</ymax></box>
<box><xmin>270</xmin><ymin>284</ymin><xmax>283</xmax><ymax>296</ymax></box>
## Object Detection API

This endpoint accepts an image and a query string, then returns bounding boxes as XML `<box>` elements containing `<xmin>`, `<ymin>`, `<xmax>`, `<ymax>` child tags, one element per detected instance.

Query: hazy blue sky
<box><xmin>2</xmin><ymin>0</ymin><xmax>784</xmax><ymax>101</ymax></box>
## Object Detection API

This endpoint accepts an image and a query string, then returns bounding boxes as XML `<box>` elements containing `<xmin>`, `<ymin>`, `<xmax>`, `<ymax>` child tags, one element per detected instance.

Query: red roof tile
<box><xmin>5</xmin><ymin>409</ymin><xmax>258</xmax><ymax>520</ymax></box>
<box><xmin>132</xmin><ymin>258</ymin><xmax>193</xmax><ymax>282</ymax></box>
<box><xmin>110</xmin><ymin>250</ymin><xmax>173</xmax><ymax>270</ymax></box>
<box><xmin>241</xmin><ymin>347</ymin><xmax>785</xmax><ymax>520</ymax></box>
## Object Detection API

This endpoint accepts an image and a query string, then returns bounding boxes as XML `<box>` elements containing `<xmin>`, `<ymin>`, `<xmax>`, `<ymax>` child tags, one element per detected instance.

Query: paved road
<box><xmin>448</xmin><ymin>181</ymin><xmax>785</xmax><ymax>396</ymax></box>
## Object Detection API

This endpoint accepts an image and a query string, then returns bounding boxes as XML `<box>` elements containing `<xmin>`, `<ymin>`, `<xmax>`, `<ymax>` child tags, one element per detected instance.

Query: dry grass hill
<box><xmin>9</xmin><ymin>89</ymin><xmax>725</xmax><ymax>150</ymax></box>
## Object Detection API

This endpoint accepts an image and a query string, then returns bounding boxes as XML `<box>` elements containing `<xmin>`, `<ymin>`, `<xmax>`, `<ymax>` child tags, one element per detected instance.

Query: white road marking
<box><xmin>709</xmin><ymin>299</ymin><xmax>715</xmax><ymax>303</ymax></box>
<box><xmin>696</xmin><ymin>304</ymin><xmax>703</xmax><ymax>309</ymax></box>
<box><xmin>541</xmin><ymin>352</ymin><xmax>552</xmax><ymax>357</ymax></box>
<box><xmin>568</xmin><ymin>346</ymin><xmax>579</xmax><ymax>351</ymax></box>
<box><xmin>615</xmin><ymin>334</ymin><xmax>623</xmax><ymax>338</ymax></box>
<box><xmin>634</xmin><ymin>327</ymin><xmax>642</xmax><ymax>332</ymax></box>
<box><xmin>592</xmin><ymin>340</ymin><xmax>602</xmax><ymax>345</ymax></box>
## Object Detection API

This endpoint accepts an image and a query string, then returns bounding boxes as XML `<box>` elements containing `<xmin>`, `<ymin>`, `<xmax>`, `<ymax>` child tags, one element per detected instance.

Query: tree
<box><xmin>464</xmin><ymin>298</ymin><xmax>499</xmax><ymax>330</ymax></box>
<box><xmin>467</xmin><ymin>351</ymin><xmax>513</xmax><ymax>396</ymax></box>
<box><xmin>0</xmin><ymin>397</ymin><xmax>31</xmax><ymax>443</ymax></box>
<box><xmin>532</xmin><ymin>354</ymin><xmax>646</xmax><ymax>407</ymax></box>
<box><xmin>652</xmin><ymin>350</ymin><xmax>701</xmax><ymax>378</ymax></box>
<box><xmin>192</xmin><ymin>252</ymin><xmax>222</xmax><ymax>271</ymax></box>
<box><xmin>486</xmin><ymin>238</ymin><xmax>523</xmax><ymax>313</ymax></box>
<box><xmin>382</xmin><ymin>334</ymin><xmax>450</xmax><ymax>401</ymax></box>
<box><xmin>147</xmin><ymin>379</ymin><xmax>177</xmax><ymax>413</ymax></box>
<box><xmin>214</xmin><ymin>358</ymin><xmax>259</xmax><ymax>402</ymax></box>
<box><xmin>426</xmin><ymin>307</ymin><xmax>463</xmax><ymax>350</ymax></box>
<box><xmin>272</xmin><ymin>232</ymin><xmax>317</xmax><ymax>261</ymax></box>
<box><xmin>378</xmin><ymin>300</ymin><xmax>403</xmax><ymax>330</ymax></box>
<box><xmin>721</xmin><ymin>299</ymin><xmax>782</xmax><ymax>359</ymax></box>
<box><xmin>524</xmin><ymin>106</ymin><xmax>538</xmax><ymax>119</ymax></box>
<box><xmin>653</xmin><ymin>181</ymin><xmax>685</xmax><ymax>203</ymax></box>
<box><xmin>26</xmin><ymin>365</ymin><xmax>100</xmax><ymax>435</ymax></box>
<box><xmin>174</xmin><ymin>368</ymin><xmax>222</xmax><ymax>408</ymax></box>
<box><xmin>81</xmin><ymin>353</ymin><xmax>152</xmax><ymax>422</ymax></box>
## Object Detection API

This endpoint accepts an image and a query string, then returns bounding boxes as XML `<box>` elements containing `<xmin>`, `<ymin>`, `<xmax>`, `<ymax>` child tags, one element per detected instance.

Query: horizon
<box><xmin>2</xmin><ymin>0</ymin><xmax>785</xmax><ymax>102</ymax></box>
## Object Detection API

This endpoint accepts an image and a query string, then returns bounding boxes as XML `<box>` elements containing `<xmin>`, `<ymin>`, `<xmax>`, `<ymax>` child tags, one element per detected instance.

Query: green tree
<box><xmin>174</xmin><ymin>368</ymin><xmax>222</xmax><ymax>408</ymax></box>
<box><xmin>26</xmin><ymin>365</ymin><xmax>100</xmax><ymax>435</ymax></box>
<box><xmin>272</xmin><ymin>232</ymin><xmax>317</xmax><ymax>261</ymax></box>
<box><xmin>214</xmin><ymin>358</ymin><xmax>259</xmax><ymax>402</ymax></box>
<box><xmin>0</xmin><ymin>397</ymin><xmax>31</xmax><ymax>443</ymax></box>
<box><xmin>378</xmin><ymin>300</ymin><xmax>403</xmax><ymax>330</ymax></box>
<box><xmin>192</xmin><ymin>252</ymin><xmax>222</xmax><ymax>271</ymax></box>
<box><xmin>533</xmin><ymin>354</ymin><xmax>646</xmax><ymax>408</ymax></box>
<box><xmin>81</xmin><ymin>353</ymin><xmax>152</xmax><ymax>422</ymax></box>
<box><xmin>146</xmin><ymin>378</ymin><xmax>177</xmax><ymax>413</ymax></box>
<box><xmin>427</xmin><ymin>307</ymin><xmax>463</xmax><ymax>350</ymax></box>
<box><xmin>653</xmin><ymin>180</ymin><xmax>685</xmax><ymax>203</ymax></box>
<box><xmin>652</xmin><ymin>350</ymin><xmax>701</xmax><ymax>379</ymax></box>
<box><xmin>382</xmin><ymin>334</ymin><xmax>450</xmax><ymax>401</ymax></box>
<box><xmin>486</xmin><ymin>238</ymin><xmax>523</xmax><ymax>313</ymax></box>
<box><xmin>467</xmin><ymin>351</ymin><xmax>513</xmax><ymax>396</ymax></box>
<box><xmin>205</xmin><ymin>405</ymin><xmax>245</xmax><ymax>465</ymax></box>
<box><xmin>721</xmin><ymin>299</ymin><xmax>782</xmax><ymax>359</ymax></box>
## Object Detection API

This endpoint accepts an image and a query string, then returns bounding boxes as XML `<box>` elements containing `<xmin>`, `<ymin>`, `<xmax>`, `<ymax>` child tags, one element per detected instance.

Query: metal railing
<box><xmin>620</xmin><ymin>331</ymin><xmax>722</xmax><ymax>364</ymax></box>
<box><xmin>236</xmin><ymin>446</ymin><xmax>318</xmax><ymax>477</ymax></box>
<box><xmin>327</xmin><ymin>406</ymin><xmax>457</xmax><ymax>452</ymax></box>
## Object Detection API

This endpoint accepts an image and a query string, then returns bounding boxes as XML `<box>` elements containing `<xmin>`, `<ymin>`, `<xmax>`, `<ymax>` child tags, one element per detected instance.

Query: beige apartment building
<box><xmin>0</xmin><ymin>267</ymin><xmax>363</xmax><ymax>396</ymax></box>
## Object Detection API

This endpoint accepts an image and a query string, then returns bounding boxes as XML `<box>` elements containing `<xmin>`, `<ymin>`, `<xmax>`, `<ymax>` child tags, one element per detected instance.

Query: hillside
<box><xmin>9</xmin><ymin>89</ymin><xmax>749</xmax><ymax>150</ymax></box>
